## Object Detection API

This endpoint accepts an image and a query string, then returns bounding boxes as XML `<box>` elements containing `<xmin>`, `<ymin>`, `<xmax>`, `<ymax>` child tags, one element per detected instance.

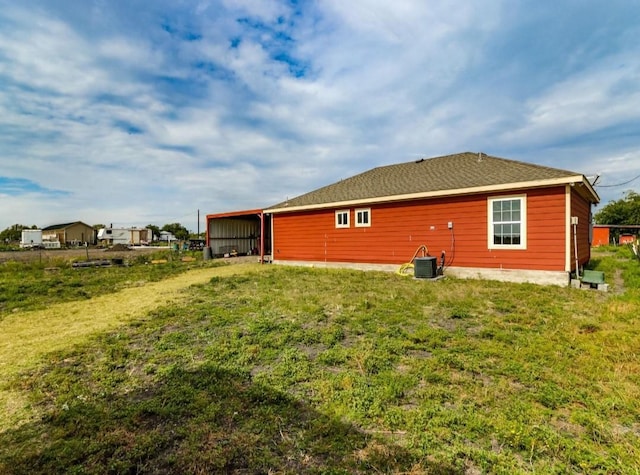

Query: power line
<box><xmin>596</xmin><ymin>173</ymin><xmax>640</xmax><ymax>188</ymax></box>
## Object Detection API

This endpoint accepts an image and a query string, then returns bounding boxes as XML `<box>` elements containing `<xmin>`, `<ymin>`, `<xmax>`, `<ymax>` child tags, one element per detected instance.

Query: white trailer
<box><xmin>20</xmin><ymin>229</ymin><xmax>43</xmax><ymax>248</ymax></box>
<box><xmin>98</xmin><ymin>227</ymin><xmax>152</xmax><ymax>246</ymax></box>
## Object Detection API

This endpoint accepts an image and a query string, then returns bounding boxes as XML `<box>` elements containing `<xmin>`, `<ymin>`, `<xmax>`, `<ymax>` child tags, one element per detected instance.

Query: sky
<box><xmin>1</xmin><ymin>0</ymin><xmax>639</xmax><ymax>233</ymax></box>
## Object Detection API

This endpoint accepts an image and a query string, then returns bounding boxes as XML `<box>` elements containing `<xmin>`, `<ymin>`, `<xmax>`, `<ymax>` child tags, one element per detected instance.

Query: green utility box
<box><xmin>581</xmin><ymin>270</ymin><xmax>605</xmax><ymax>285</ymax></box>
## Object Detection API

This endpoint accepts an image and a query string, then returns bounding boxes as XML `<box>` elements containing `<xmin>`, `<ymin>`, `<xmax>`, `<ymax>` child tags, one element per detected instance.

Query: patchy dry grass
<box><xmin>0</xmin><ymin>248</ymin><xmax>639</xmax><ymax>473</ymax></box>
<box><xmin>0</xmin><ymin>261</ymin><xmax>262</xmax><ymax>430</ymax></box>
<box><xmin>0</xmin><ymin>250</ymin><xmax>211</xmax><ymax>316</ymax></box>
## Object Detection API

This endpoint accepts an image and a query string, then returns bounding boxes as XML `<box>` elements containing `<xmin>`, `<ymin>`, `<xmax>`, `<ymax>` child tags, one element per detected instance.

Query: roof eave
<box><xmin>580</xmin><ymin>177</ymin><xmax>600</xmax><ymax>204</ymax></box>
<box><xmin>206</xmin><ymin>208</ymin><xmax>263</xmax><ymax>220</ymax></box>
<box><xmin>266</xmin><ymin>176</ymin><xmax>598</xmax><ymax>214</ymax></box>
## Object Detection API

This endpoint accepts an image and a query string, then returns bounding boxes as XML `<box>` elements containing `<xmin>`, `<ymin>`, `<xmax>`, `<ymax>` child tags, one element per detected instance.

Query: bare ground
<box><xmin>0</xmin><ymin>247</ymin><xmax>166</xmax><ymax>264</ymax></box>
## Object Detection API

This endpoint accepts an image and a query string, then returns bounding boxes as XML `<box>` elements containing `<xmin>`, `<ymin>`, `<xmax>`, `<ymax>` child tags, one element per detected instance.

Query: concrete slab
<box><xmin>272</xmin><ymin>260</ymin><xmax>571</xmax><ymax>286</ymax></box>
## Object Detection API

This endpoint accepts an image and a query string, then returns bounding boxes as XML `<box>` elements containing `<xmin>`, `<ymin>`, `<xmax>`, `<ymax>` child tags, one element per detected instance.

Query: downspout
<box><xmin>565</xmin><ymin>185</ymin><xmax>572</xmax><ymax>273</ymax></box>
<box><xmin>572</xmin><ymin>216</ymin><xmax>579</xmax><ymax>278</ymax></box>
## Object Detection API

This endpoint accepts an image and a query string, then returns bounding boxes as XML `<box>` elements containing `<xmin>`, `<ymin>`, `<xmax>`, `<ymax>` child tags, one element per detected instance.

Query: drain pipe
<box><xmin>572</xmin><ymin>216</ymin><xmax>579</xmax><ymax>278</ymax></box>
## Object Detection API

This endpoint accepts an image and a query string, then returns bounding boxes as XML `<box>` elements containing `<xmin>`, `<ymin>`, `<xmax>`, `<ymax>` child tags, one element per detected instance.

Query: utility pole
<box><xmin>197</xmin><ymin>209</ymin><xmax>200</xmax><ymax>236</ymax></box>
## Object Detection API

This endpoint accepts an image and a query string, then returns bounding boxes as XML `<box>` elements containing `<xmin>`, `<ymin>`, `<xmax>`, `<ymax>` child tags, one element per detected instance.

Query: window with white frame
<box><xmin>488</xmin><ymin>196</ymin><xmax>526</xmax><ymax>249</ymax></box>
<box><xmin>355</xmin><ymin>208</ymin><xmax>371</xmax><ymax>227</ymax></box>
<box><xmin>335</xmin><ymin>210</ymin><xmax>350</xmax><ymax>228</ymax></box>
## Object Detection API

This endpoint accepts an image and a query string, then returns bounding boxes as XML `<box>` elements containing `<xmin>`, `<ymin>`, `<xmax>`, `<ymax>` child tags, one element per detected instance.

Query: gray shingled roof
<box><xmin>42</xmin><ymin>221</ymin><xmax>83</xmax><ymax>231</ymax></box>
<box><xmin>267</xmin><ymin>152</ymin><xmax>590</xmax><ymax>211</ymax></box>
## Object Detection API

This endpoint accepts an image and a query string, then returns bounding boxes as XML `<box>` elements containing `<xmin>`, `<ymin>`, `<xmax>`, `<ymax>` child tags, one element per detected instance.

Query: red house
<box><xmin>262</xmin><ymin>152</ymin><xmax>599</xmax><ymax>286</ymax></box>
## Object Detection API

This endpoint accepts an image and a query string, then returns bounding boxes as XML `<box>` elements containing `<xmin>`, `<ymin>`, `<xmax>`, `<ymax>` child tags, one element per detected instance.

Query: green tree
<box><xmin>146</xmin><ymin>224</ymin><xmax>161</xmax><ymax>241</ymax></box>
<box><xmin>0</xmin><ymin>224</ymin><xmax>37</xmax><ymax>243</ymax></box>
<box><xmin>161</xmin><ymin>222</ymin><xmax>189</xmax><ymax>241</ymax></box>
<box><xmin>594</xmin><ymin>191</ymin><xmax>640</xmax><ymax>225</ymax></box>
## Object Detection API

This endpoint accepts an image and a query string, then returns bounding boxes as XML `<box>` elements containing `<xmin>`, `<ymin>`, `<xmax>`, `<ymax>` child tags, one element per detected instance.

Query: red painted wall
<box><xmin>592</xmin><ymin>227</ymin><xmax>610</xmax><ymax>247</ymax></box>
<box><xmin>570</xmin><ymin>188</ymin><xmax>593</xmax><ymax>271</ymax></box>
<box><xmin>272</xmin><ymin>186</ymin><xmax>571</xmax><ymax>271</ymax></box>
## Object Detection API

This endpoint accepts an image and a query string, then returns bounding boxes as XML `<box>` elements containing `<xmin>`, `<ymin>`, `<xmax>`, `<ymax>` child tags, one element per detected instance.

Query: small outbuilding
<box><xmin>619</xmin><ymin>234</ymin><xmax>637</xmax><ymax>245</ymax></box>
<box><xmin>592</xmin><ymin>225</ymin><xmax>640</xmax><ymax>246</ymax></box>
<box><xmin>592</xmin><ymin>225</ymin><xmax>610</xmax><ymax>247</ymax></box>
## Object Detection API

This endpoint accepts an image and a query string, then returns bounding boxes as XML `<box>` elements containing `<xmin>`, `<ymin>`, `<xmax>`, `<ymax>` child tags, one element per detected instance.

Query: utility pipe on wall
<box><xmin>572</xmin><ymin>216</ymin><xmax>579</xmax><ymax>278</ymax></box>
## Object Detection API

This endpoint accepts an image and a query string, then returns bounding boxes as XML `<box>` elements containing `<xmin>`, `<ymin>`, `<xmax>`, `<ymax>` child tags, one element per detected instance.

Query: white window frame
<box><xmin>355</xmin><ymin>208</ymin><xmax>371</xmax><ymax>227</ymax></box>
<box><xmin>488</xmin><ymin>195</ymin><xmax>527</xmax><ymax>250</ymax></box>
<box><xmin>335</xmin><ymin>209</ymin><xmax>350</xmax><ymax>228</ymax></box>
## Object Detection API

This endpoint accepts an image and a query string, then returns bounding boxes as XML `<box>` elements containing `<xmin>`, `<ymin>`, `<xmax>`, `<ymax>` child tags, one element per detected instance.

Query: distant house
<box><xmin>207</xmin><ymin>152</ymin><xmax>600</xmax><ymax>285</ymax></box>
<box><xmin>42</xmin><ymin>221</ymin><xmax>96</xmax><ymax>246</ymax></box>
<box><xmin>159</xmin><ymin>231</ymin><xmax>177</xmax><ymax>242</ymax></box>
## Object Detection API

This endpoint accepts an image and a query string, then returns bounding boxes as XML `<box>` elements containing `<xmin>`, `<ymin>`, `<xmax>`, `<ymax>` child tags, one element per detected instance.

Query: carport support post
<box><xmin>260</xmin><ymin>213</ymin><xmax>264</xmax><ymax>264</ymax></box>
<box><xmin>205</xmin><ymin>216</ymin><xmax>209</xmax><ymax>251</ymax></box>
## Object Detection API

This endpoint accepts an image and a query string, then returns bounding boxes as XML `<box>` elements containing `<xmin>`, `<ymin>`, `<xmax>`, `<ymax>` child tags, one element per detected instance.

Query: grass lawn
<box><xmin>0</xmin><ymin>248</ymin><xmax>639</xmax><ymax>473</ymax></box>
<box><xmin>0</xmin><ymin>250</ymin><xmax>211</xmax><ymax>316</ymax></box>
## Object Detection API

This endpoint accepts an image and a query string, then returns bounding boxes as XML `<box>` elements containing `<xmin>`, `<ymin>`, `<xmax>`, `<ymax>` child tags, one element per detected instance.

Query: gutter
<box><xmin>266</xmin><ymin>176</ymin><xmax>599</xmax><ymax>214</ymax></box>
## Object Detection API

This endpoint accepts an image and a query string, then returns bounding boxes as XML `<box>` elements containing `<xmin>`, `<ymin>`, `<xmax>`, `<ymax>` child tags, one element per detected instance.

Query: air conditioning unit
<box><xmin>414</xmin><ymin>257</ymin><xmax>437</xmax><ymax>279</ymax></box>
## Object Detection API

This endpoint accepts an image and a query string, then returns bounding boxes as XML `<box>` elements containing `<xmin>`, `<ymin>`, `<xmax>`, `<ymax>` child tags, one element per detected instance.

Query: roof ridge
<box><xmin>266</xmin><ymin>152</ymin><xmax>593</xmax><ymax>211</ymax></box>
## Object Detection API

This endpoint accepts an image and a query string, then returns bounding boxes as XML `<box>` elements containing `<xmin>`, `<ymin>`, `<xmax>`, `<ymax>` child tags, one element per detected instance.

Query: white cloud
<box><xmin>0</xmin><ymin>0</ymin><xmax>639</xmax><ymax>231</ymax></box>
<box><xmin>0</xmin><ymin>11</ymin><xmax>102</xmax><ymax>96</ymax></box>
<box><xmin>504</xmin><ymin>56</ymin><xmax>640</xmax><ymax>146</ymax></box>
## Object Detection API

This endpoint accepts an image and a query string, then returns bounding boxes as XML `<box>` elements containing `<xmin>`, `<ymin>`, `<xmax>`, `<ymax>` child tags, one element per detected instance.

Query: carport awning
<box><xmin>206</xmin><ymin>209</ymin><xmax>263</xmax><ymax>220</ymax></box>
<box><xmin>206</xmin><ymin>209</ymin><xmax>268</xmax><ymax>263</ymax></box>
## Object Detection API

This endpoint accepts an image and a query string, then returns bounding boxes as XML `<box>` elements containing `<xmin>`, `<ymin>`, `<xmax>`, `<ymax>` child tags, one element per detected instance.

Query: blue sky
<box><xmin>1</xmin><ymin>0</ymin><xmax>639</xmax><ymax>232</ymax></box>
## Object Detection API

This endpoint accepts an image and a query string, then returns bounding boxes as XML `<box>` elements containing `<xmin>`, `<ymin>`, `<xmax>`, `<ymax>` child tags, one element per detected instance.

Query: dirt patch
<box><xmin>612</xmin><ymin>268</ymin><xmax>625</xmax><ymax>294</ymax></box>
<box><xmin>0</xmin><ymin>247</ymin><xmax>163</xmax><ymax>264</ymax></box>
<box><xmin>106</xmin><ymin>244</ymin><xmax>131</xmax><ymax>252</ymax></box>
<box><xmin>0</xmin><ymin>249</ymin><xmax>265</xmax><ymax>266</ymax></box>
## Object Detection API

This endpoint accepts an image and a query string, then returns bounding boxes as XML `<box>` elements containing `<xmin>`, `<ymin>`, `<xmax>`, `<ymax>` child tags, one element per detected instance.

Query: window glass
<box><xmin>489</xmin><ymin>197</ymin><xmax>525</xmax><ymax>249</ymax></box>
<box><xmin>355</xmin><ymin>208</ymin><xmax>371</xmax><ymax>227</ymax></box>
<box><xmin>335</xmin><ymin>210</ymin><xmax>349</xmax><ymax>228</ymax></box>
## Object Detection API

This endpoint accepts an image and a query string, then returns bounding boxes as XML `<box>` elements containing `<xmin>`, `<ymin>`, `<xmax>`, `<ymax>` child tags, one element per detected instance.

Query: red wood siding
<box><xmin>570</xmin><ymin>189</ymin><xmax>592</xmax><ymax>270</ymax></box>
<box><xmin>272</xmin><ymin>186</ymin><xmax>569</xmax><ymax>271</ymax></box>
